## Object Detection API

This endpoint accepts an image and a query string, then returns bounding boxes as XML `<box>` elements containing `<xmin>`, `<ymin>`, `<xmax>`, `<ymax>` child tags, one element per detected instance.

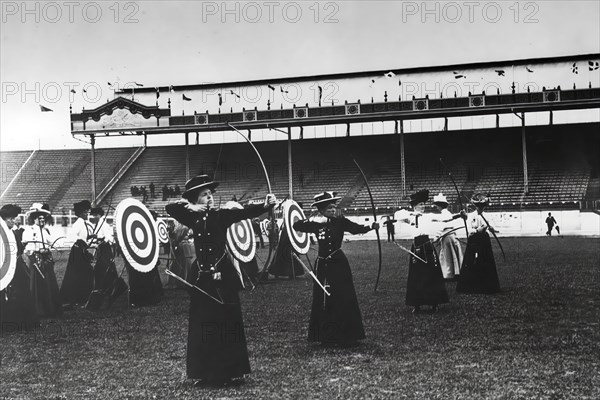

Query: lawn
<box><xmin>1</xmin><ymin>237</ymin><xmax>599</xmax><ymax>399</ymax></box>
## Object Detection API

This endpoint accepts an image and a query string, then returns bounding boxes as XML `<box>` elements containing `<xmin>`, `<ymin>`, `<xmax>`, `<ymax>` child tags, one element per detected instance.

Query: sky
<box><xmin>1</xmin><ymin>0</ymin><xmax>599</xmax><ymax>151</ymax></box>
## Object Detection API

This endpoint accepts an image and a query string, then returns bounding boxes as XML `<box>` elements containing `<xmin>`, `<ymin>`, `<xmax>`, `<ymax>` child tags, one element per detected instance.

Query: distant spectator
<box><xmin>141</xmin><ymin>186</ymin><xmax>148</xmax><ymax>202</ymax></box>
<box><xmin>162</xmin><ymin>184</ymin><xmax>169</xmax><ymax>201</ymax></box>
<box><xmin>61</xmin><ymin>207</ymin><xmax>68</xmax><ymax>227</ymax></box>
<box><xmin>545</xmin><ymin>212</ymin><xmax>558</xmax><ymax>236</ymax></box>
<box><xmin>149</xmin><ymin>182</ymin><xmax>156</xmax><ymax>199</ymax></box>
<box><xmin>382</xmin><ymin>215</ymin><xmax>397</xmax><ymax>242</ymax></box>
<box><xmin>130</xmin><ymin>186</ymin><xmax>135</xmax><ymax>196</ymax></box>
<box><xmin>174</xmin><ymin>184</ymin><xmax>181</xmax><ymax>196</ymax></box>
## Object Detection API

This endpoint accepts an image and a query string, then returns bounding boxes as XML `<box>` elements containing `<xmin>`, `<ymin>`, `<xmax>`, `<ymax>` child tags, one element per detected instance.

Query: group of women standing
<box><xmin>164</xmin><ymin>174</ymin><xmax>503</xmax><ymax>388</ymax></box>
<box><xmin>2</xmin><ymin>174</ymin><xmax>502</xmax><ymax>391</ymax></box>
<box><xmin>1</xmin><ymin>198</ymin><xmax>165</xmax><ymax>334</ymax></box>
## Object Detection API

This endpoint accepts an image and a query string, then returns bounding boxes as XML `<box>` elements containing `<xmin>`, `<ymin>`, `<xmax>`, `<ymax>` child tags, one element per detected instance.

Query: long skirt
<box><xmin>126</xmin><ymin>261</ymin><xmax>164</xmax><ymax>307</ymax></box>
<box><xmin>268</xmin><ymin>231</ymin><xmax>304</xmax><ymax>278</ymax></box>
<box><xmin>29</xmin><ymin>252</ymin><xmax>62</xmax><ymax>317</ymax></box>
<box><xmin>60</xmin><ymin>241</ymin><xmax>94</xmax><ymax>305</ymax></box>
<box><xmin>186</xmin><ymin>261</ymin><xmax>251</xmax><ymax>381</ymax></box>
<box><xmin>456</xmin><ymin>231</ymin><xmax>500</xmax><ymax>294</ymax></box>
<box><xmin>438</xmin><ymin>232</ymin><xmax>463</xmax><ymax>279</ymax></box>
<box><xmin>93</xmin><ymin>242</ymin><xmax>118</xmax><ymax>292</ymax></box>
<box><xmin>309</xmin><ymin>251</ymin><xmax>365</xmax><ymax>344</ymax></box>
<box><xmin>405</xmin><ymin>235</ymin><xmax>449</xmax><ymax>307</ymax></box>
<box><xmin>1</xmin><ymin>256</ymin><xmax>39</xmax><ymax>332</ymax></box>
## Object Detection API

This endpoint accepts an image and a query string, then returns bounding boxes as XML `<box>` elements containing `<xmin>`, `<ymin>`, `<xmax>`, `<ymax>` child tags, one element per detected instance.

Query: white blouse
<box><xmin>72</xmin><ymin>217</ymin><xmax>91</xmax><ymax>242</ymax></box>
<box><xmin>22</xmin><ymin>225</ymin><xmax>53</xmax><ymax>255</ymax></box>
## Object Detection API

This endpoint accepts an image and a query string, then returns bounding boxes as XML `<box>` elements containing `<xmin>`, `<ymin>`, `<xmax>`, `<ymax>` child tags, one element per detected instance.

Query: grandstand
<box><xmin>1</xmin><ymin>122</ymin><xmax>597</xmax><ymax>216</ymax></box>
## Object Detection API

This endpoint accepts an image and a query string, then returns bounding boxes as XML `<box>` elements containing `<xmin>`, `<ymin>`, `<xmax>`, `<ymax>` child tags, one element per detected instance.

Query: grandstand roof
<box><xmin>120</xmin><ymin>53</ymin><xmax>600</xmax><ymax>95</ymax></box>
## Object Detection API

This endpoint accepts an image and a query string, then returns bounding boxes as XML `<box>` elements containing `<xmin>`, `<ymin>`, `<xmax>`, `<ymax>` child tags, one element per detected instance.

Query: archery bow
<box><xmin>226</xmin><ymin>123</ymin><xmax>278</xmax><ymax>279</ymax></box>
<box><xmin>439</xmin><ymin>158</ymin><xmax>469</xmax><ymax>238</ymax></box>
<box><xmin>352</xmin><ymin>159</ymin><xmax>383</xmax><ymax>292</ymax></box>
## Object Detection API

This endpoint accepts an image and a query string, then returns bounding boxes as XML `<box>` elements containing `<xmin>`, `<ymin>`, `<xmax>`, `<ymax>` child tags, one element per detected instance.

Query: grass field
<box><xmin>1</xmin><ymin>237</ymin><xmax>599</xmax><ymax>399</ymax></box>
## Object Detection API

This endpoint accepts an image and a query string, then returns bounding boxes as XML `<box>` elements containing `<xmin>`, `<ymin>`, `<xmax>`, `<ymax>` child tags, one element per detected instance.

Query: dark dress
<box><xmin>456</xmin><ymin>231</ymin><xmax>501</xmax><ymax>294</ymax></box>
<box><xmin>166</xmin><ymin>201</ymin><xmax>271</xmax><ymax>382</ymax></box>
<box><xmin>268</xmin><ymin>227</ymin><xmax>305</xmax><ymax>278</ymax></box>
<box><xmin>93</xmin><ymin>241</ymin><xmax>118</xmax><ymax>292</ymax></box>
<box><xmin>29</xmin><ymin>250</ymin><xmax>63</xmax><ymax>317</ymax></box>
<box><xmin>60</xmin><ymin>239</ymin><xmax>94</xmax><ymax>305</ymax></box>
<box><xmin>126</xmin><ymin>260</ymin><xmax>164</xmax><ymax>307</ymax></box>
<box><xmin>0</xmin><ymin>230</ymin><xmax>39</xmax><ymax>333</ymax></box>
<box><xmin>293</xmin><ymin>217</ymin><xmax>368</xmax><ymax>344</ymax></box>
<box><xmin>405</xmin><ymin>234</ymin><xmax>449</xmax><ymax>307</ymax></box>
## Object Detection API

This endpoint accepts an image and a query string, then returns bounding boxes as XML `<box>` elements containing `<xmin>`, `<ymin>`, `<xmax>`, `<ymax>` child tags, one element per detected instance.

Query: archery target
<box><xmin>115</xmin><ymin>198</ymin><xmax>159</xmax><ymax>273</ymax></box>
<box><xmin>283</xmin><ymin>200</ymin><xmax>310</xmax><ymax>254</ymax></box>
<box><xmin>156</xmin><ymin>219</ymin><xmax>169</xmax><ymax>244</ymax></box>
<box><xmin>260</xmin><ymin>219</ymin><xmax>269</xmax><ymax>237</ymax></box>
<box><xmin>224</xmin><ymin>202</ymin><xmax>256</xmax><ymax>263</ymax></box>
<box><xmin>0</xmin><ymin>218</ymin><xmax>17</xmax><ymax>291</ymax></box>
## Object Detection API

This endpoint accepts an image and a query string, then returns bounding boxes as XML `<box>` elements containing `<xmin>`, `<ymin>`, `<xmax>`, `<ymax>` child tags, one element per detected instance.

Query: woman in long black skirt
<box><xmin>456</xmin><ymin>194</ymin><xmax>501</xmax><ymax>294</ymax></box>
<box><xmin>60</xmin><ymin>200</ymin><xmax>94</xmax><ymax>307</ymax></box>
<box><xmin>0</xmin><ymin>204</ymin><xmax>39</xmax><ymax>332</ymax></box>
<box><xmin>293</xmin><ymin>192</ymin><xmax>379</xmax><ymax>346</ymax></box>
<box><xmin>166</xmin><ymin>174</ymin><xmax>276</xmax><ymax>387</ymax></box>
<box><xmin>22</xmin><ymin>203</ymin><xmax>62</xmax><ymax>317</ymax></box>
<box><xmin>402</xmin><ymin>190</ymin><xmax>449</xmax><ymax>313</ymax></box>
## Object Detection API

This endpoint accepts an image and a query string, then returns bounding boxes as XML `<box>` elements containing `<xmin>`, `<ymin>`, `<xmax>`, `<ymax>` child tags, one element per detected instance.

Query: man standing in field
<box><xmin>545</xmin><ymin>212</ymin><xmax>558</xmax><ymax>236</ymax></box>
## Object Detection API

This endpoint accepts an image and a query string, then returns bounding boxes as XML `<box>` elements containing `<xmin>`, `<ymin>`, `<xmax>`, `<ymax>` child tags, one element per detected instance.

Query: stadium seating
<box><xmin>1</xmin><ymin>123</ymin><xmax>597</xmax><ymax>215</ymax></box>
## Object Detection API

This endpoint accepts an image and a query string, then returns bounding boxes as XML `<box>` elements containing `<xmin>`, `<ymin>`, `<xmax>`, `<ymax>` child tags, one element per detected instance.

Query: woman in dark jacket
<box><xmin>166</xmin><ymin>174</ymin><xmax>276</xmax><ymax>387</ymax></box>
<box><xmin>293</xmin><ymin>192</ymin><xmax>378</xmax><ymax>346</ymax></box>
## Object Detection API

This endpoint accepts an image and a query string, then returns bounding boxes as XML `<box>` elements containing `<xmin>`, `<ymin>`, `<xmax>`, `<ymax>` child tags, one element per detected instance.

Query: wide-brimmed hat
<box><xmin>26</xmin><ymin>203</ymin><xmax>51</xmax><ymax>220</ymax></box>
<box><xmin>74</xmin><ymin>200</ymin><xmax>92</xmax><ymax>215</ymax></box>
<box><xmin>182</xmin><ymin>175</ymin><xmax>219</xmax><ymax>200</ymax></box>
<box><xmin>409</xmin><ymin>189</ymin><xmax>429</xmax><ymax>207</ymax></box>
<box><xmin>433</xmin><ymin>192</ymin><xmax>448</xmax><ymax>207</ymax></box>
<box><xmin>471</xmin><ymin>193</ymin><xmax>490</xmax><ymax>209</ymax></box>
<box><xmin>0</xmin><ymin>204</ymin><xmax>21</xmax><ymax>219</ymax></box>
<box><xmin>311</xmin><ymin>192</ymin><xmax>341</xmax><ymax>208</ymax></box>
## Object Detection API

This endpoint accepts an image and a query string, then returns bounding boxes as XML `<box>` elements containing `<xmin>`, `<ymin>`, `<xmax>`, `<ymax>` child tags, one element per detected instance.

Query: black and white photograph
<box><xmin>1</xmin><ymin>1</ymin><xmax>599</xmax><ymax>398</ymax></box>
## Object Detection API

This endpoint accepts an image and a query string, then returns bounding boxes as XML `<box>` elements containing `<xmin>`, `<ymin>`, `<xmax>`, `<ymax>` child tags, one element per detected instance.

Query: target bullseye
<box><xmin>223</xmin><ymin>201</ymin><xmax>256</xmax><ymax>263</ymax></box>
<box><xmin>115</xmin><ymin>198</ymin><xmax>159</xmax><ymax>273</ymax></box>
<box><xmin>156</xmin><ymin>219</ymin><xmax>169</xmax><ymax>244</ymax></box>
<box><xmin>283</xmin><ymin>200</ymin><xmax>310</xmax><ymax>254</ymax></box>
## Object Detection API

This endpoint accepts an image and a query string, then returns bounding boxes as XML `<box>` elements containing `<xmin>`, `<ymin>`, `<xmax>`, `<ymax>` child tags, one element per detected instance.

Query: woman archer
<box><xmin>60</xmin><ymin>200</ymin><xmax>94</xmax><ymax>307</ymax></box>
<box><xmin>456</xmin><ymin>194</ymin><xmax>501</xmax><ymax>294</ymax></box>
<box><xmin>293</xmin><ymin>191</ymin><xmax>379</xmax><ymax>347</ymax></box>
<box><xmin>166</xmin><ymin>174</ymin><xmax>277</xmax><ymax>387</ymax></box>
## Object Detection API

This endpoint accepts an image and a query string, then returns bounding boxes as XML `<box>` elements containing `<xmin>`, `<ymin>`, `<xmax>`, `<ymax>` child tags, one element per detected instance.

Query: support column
<box><xmin>90</xmin><ymin>135</ymin><xmax>96</xmax><ymax>204</ymax></box>
<box><xmin>399</xmin><ymin>120</ymin><xmax>406</xmax><ymax>199</ymax></box>
<box><xmin>288</xmin><ymin>127</ymin><xmax>293</xmax><ymax>200</ymax></box>
<box><xmin>185</xmin><ymin>132</ymin><xmax>190</xmax><ymax>181</ymax></box>
<box><xmin>521</xmin><ymin>113</ymin><xmax>529</xmax><ymax>194</ymax></box>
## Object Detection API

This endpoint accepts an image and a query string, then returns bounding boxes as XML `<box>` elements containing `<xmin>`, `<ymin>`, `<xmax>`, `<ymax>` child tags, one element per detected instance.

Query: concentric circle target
<box><xmin>115</xmin><ymin>198</ymin><xmax>159</xmax><ymax>273</ymax></box>
<box><xmin>156</xmin><ymin>219</ymin><xmax>169</xmax><ymax>244</ymax></box>
<box><xmin>283</xmin><ymin>200</ymin><xmax>310</xmax><ymax>254</ymax></box>
<box><xmin>0</xmin><ymin>218</ymin><xmax>18</xmax><ymax>291</ymax></box>
<box><xmin>224</xmin><ymin>201</ymin><xmax>256</xmax><ymax>263</ymax></box>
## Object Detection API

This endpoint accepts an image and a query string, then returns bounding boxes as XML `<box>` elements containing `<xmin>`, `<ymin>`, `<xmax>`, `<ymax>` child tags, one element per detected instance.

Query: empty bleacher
<box><xmin>2</xmin><ymin>122</ymin><xmax>598</xmax><ymax>215</ymax></box>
